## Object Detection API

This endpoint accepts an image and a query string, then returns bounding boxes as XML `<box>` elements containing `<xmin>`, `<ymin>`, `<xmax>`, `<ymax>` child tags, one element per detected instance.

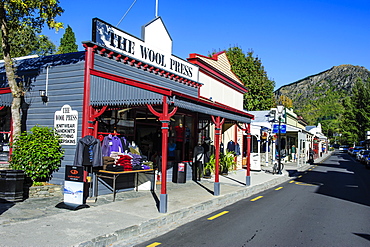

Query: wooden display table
<box><xmin>97</xmin><ymin>169</ymin><xmax>155</xmax><ymax>201</ymax></box>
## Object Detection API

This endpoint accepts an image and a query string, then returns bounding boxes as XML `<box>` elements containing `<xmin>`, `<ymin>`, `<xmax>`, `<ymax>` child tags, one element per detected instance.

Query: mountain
<box><xmin>274</xmin><ymin>65</ymin><xmax>370</xmax><ymax>125</ymax></box>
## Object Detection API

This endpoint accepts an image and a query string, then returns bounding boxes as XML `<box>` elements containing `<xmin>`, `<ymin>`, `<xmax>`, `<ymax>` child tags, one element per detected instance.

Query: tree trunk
<box><xmin>0</xmin><ymin>6</ymin><xmax>22</xmax><ymax>140</ymax></box>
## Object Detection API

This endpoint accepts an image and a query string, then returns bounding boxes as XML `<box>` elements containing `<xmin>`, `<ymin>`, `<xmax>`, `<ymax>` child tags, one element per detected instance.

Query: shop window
<box><xmin>251</xmin><ymin>135</ymin><xmax>258</xmax><ymax>153</ymax></box>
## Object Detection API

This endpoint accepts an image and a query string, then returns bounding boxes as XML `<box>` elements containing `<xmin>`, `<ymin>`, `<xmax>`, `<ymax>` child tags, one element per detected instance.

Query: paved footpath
<box><xmin>0</xmin><ymin>152</ymin><xmax>331</xmax><ymax>247</ymax></box>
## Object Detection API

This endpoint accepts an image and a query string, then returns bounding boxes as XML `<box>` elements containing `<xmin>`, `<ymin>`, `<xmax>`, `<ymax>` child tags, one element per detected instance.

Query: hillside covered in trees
<box><xmin>274</xmin><ymin>65</ymin><xmax>370</xmax><ymax>143</ymax></box>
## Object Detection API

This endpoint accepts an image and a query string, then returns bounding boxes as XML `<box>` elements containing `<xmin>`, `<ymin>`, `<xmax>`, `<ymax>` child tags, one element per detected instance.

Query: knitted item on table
<box><xmin>130</xmin><ymin>153</ymin><xmax>142</xmax><ymax>167</ymax></box>
<box><xmin>141</xmin><ymin>164</ymin><xmax>151</xmax><ymax>170</ymax></box>
<box><xmin>116</xmin><ymin>155</ymin><xmax>133</xmax><ymax>170</ymax></box>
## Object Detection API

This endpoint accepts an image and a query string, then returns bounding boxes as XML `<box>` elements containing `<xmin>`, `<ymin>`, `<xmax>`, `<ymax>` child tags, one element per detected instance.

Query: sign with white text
<box><xmin>92</xmin><ymin>18</ymin><xmax>199</xmax><ymax>82</ymax></box>
<box><xmin>54</xmin><ymin>105</ymin><xmax>78</xmax><ymax>145</ymax></box>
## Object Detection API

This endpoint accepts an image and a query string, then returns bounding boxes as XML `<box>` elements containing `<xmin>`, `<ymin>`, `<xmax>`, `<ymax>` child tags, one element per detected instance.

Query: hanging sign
<box><xmin>54</xmin><ymin>105</ymin><xmax>78</xmax><ymax>145</ymax></box>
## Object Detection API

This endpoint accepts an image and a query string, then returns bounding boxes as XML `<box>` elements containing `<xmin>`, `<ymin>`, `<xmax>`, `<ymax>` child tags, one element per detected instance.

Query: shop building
<box><xmin>0</xmin><ymin>17</ymin><xmax>253</xmax><ymax>212</ymax></box>
<box><xmin>247</xmin><ymin>107</ymin><xmax>315</xmax><ymax>170</ymax></box>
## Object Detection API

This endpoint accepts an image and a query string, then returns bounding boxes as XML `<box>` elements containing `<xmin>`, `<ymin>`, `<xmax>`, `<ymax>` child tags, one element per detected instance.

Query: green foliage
<box><xmin>279</xmin><ymin>95</ymin><xmax>293</xmax><ymax>108</ymax></box>
<box><xmin>226</xmin><ymin>47</ymin><xmax>275</xmax><ymax>111</ymax></box>
<box><xmin>340</xmin><ymin>78</ymin><xmax>370</xmax><ymax>144</ymax></box>
<box><xmin>0</xmin><ymin>0</ymin><xmax>64</xmax><ymax>139</ymax></box>
<box><xmin>57</xmin><ymin>25</ymin><xmax>78</xmax><ymax>54</ymax></box>
<box><xmin>204</xmin><ymin>151</ymin><xmax>236</xmax><ymax>175</ymax></box>
<box><xmin>0</xmin><ymin>0</ymin><xmax>63</xmax><ymax>58</ymax></box>
<box><xmin>0</xmin><ymin>28</ymin><xmax>56</xmax><ymax>58</ymax></box>
<box><xmin>32</xmin><ymin>35</ymin><xmax>56</xmax><ymax>56</ymax></box>
<box><xmin>220</xmin><ymin>151</ymin><xmax>236</xmax><ymax>173</ymax></box>
<box><xmin>204</xmin><ymin>153</ymin><xmax>216</xmax><ymax>175</ymax></box>
<box><xmin>9</xmin><ymin>126</ymin><xmax>64</xmax><ymax>183</ymax></box>
<box><xmin>295</xmin><ymin>86</ymin><xmax>346</xmax><ymax>131</ymax></box>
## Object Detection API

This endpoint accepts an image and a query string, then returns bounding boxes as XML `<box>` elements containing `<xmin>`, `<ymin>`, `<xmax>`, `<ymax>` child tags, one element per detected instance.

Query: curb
<box><xmin>77</xmin><ymin>174</ymin><xmax>292</xmax><ymax>247</ymax></box>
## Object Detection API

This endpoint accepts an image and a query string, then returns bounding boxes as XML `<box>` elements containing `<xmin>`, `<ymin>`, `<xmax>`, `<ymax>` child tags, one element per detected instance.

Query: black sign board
<box><xmin>65</xmin><ymin>165</ymin><xmax>83</xmax><ymax>182</ymax></box>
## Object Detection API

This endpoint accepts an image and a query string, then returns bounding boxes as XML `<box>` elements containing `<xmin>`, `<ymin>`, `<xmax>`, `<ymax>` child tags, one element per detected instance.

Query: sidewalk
<box><xmin>0</xmin><ymin>152</ymin><xmax>332</xmax><ymax>247</ymax></box>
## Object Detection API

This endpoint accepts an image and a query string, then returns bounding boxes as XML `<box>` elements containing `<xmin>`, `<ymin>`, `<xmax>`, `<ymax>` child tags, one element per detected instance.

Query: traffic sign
<box><xmin>272</xmin><ymin>124</ymin><xmax>286</xmax><ymax>134</ymax></box>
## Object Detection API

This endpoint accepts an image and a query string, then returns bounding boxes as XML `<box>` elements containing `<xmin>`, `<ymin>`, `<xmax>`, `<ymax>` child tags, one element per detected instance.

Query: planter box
<box><xmin>0</xmin><ymin>170</ymin><xmax>24</xmax><ymax>202</ymax></box>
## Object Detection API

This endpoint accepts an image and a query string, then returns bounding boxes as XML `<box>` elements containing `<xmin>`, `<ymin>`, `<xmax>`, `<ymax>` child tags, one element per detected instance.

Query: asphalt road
<box><xmin>135</xmin><ymin>151</ymin><xmax>370</xmax><ymax>247</ymax></box>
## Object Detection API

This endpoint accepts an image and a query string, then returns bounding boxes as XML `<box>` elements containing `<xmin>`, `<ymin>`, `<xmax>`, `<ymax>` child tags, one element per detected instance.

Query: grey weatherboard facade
<box><xmin>0</xmin><ymin>47</ymin><xmax>251</xmax><ymax>189</ymax></box>
<box><xmin>0</xmin><ymin>50</ymin><xmax>202</xmax><ymax>186</ymax></box>
<box><xmin>0</xmin><ymin>52</ymin><xmax>86</xmax><ymax>185</ymax></box>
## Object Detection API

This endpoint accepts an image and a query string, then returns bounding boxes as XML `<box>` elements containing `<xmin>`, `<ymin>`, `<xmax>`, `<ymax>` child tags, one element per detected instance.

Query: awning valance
<box><xmin>90</xmin><ymin>75</ymin><xmax>163</xmax><ymax>106</ymax></box>
<box><xmin>173</xmin><ymin>98</ymin><xmax>251</xmax><ymax>123</ymax></box>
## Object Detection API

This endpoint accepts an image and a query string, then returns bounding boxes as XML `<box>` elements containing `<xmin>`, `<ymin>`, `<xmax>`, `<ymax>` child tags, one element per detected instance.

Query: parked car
<box><xmin>360</xmin><ymin>150</ymin><xmax>370</xmax><ymax>164</ymax></box>
<box><xmin>356</xmin><ymin>149</ymin><xmax>365</xmax><ymax>161</ymax></box>
<box><xmin>352</xmin><ymin>146</ymin><xmax>365</xmax><ymax>157</ymax></box>
<box><xmin>365</xmin><ymin>157</ymin><xmax>370</xmax><ymax>169</ymax></box>
<box><xmin>357</xmin><ymin>150</ymin><xmax>370</xmax><ymax>163</ymax></box>
<box><xmin>339</xmin><ymin>145</ymin><xmax>349</xmax><ymax>153</ymax></box>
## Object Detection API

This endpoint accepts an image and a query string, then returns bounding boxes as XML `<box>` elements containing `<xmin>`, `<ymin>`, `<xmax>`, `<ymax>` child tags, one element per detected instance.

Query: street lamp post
<box><xmin>276</xmin><ymin>105</ymin><xmax>284</xmax><ymax>175</ymax></box>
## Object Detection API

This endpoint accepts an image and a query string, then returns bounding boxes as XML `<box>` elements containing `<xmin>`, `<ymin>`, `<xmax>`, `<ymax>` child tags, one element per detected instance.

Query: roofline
<box><xmin>187</xmin><ymin>53</ymin><xmax>247</xmax><ymax>94</ymax></box>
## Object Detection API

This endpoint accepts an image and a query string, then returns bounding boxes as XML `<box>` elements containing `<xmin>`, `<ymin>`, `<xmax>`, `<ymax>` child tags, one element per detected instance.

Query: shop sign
<box><xmin>63</xmin><ymin>165</ymin><xmax>84</xmax><ymax>206</ymax></box>
<box><xmin>178</xmin><ymin>162</ymin><xmax>185</xmax><ymax>172</ymax></box>
<box><xmin>63</xmin><ymin>180</ymin><xmax>84</xmax><ymax>205</ymax></box>
<box><xmin>65</xmin><ymin>165</ymin><xmax>83</xmax><ymax>182</ymax></box>
<box><xmin>272</xmin><ymin>124</ymin><xmax>286</xmax><ymax>134</ymax></box>
<box><xmin>92</xmin><ymin>18</ymin><xmax>199</xmax><ymax>81</ymax></box>
<box><xmin>54</xmin><ymin>105</ymin><xmax>78</xmax><ymax>145</ymax></box>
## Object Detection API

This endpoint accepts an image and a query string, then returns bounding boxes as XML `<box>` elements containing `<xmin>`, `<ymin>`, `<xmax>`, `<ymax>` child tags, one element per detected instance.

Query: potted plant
<box><xmin>204</xmin><ymin>153</ymin><xmax>215</xmax><ymax>178</ymax></box>
<box><xmin>9</xmin><ymin>125</ymin><xmax>64</xmax><ymax>192</ymax></box>
<box><xmin>220</xmin><ymin>151</ymin><xmax>236</xmax><ymax>175</ymax></box>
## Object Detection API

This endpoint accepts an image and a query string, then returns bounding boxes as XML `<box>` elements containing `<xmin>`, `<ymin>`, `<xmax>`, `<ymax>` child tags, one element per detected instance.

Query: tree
<box><xmin>279</xmin><ymin>95</ymin><xmax>293</xmax><ymax>108</ymax></box>
<box><xmin>32</xmin><ymin>34</ymin><xmax>56</xmax><ymax>56</ymax></box>
<box><xmin>340</xmin><ymin>78</ymin><xmax>370</xmax><ymax>144</ymax></box>
<box><xmin>0</xmin><ymin>1</ymin><xmax>63</xmax><ymax>140</ymax></box>
<box><xmin>0</xmin><ymin>26</ymin><xmax>56</xmax><ymax>58</ymax></box>
<box><xmin>57</xmin><ymin>25</ymin><xmax>78</xmax><ymax>54</ymax></box>
<box><xmin>226</xmin><ymin>47</ymin><xmax>275</xmax><ymax>111</ymax></box>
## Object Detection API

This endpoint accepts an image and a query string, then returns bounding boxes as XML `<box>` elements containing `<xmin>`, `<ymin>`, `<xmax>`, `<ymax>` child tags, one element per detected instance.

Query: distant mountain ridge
<box><xmin>274</xmin><ymin>65</ymin><xmax>370</xmax><ymax>124</ymax></box>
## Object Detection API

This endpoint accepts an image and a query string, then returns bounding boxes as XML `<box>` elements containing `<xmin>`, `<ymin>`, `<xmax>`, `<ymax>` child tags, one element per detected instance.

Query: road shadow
<box><xmin>293</xmin><ymin>152</ymin><xmax>370</xmax><ymax>207</ymax></box>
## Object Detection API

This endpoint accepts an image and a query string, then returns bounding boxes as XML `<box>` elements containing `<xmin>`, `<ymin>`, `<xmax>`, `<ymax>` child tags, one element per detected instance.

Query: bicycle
<box><xmin>272</xmin><ymin>161</ymin><xmax>284</xmax><ymax>174</ymax></box>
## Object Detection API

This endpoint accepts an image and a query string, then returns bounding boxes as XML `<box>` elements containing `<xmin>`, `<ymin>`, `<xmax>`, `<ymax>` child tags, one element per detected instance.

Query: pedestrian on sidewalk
<box><xmin>291</xmin><ymin>144</ymin><xmax>297</xmax><ymax>162</ymax></box>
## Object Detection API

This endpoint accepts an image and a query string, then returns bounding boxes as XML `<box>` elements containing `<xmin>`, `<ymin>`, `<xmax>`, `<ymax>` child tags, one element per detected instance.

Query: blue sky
<box><xmin>42</xmin><ymin>0</ymin><xmax>370</xmax><ymax>90</ymax></box>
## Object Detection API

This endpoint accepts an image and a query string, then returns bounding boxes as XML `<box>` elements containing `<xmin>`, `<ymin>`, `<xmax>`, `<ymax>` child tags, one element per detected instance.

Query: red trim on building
<box><xmin>187</xmin><ymin>53</ymin><xmax>247</xmax><ymax>94</ymax></box>
<box><xmin>0</xmin><ymin>87</ymin><xmax>11</xmax><ymax>94</ymax></box>
<box><xmin>212</xmin><ymin>116</ymin><xmax>225</xmax><ymax>184</ymax></box>
<box><xmin>82</xmin><ymin>43</ymin><xmax>97</xmax><ymax>137</ymax></box>
<box><xmin>92</xmin><ymin>45</ymin><xmax>202</xmax><ymax>89</ymax></box>
<box><xmin>90</xmin><ymin>69</ymin><xmax>173</xmax><ymax>96</ymax></box>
